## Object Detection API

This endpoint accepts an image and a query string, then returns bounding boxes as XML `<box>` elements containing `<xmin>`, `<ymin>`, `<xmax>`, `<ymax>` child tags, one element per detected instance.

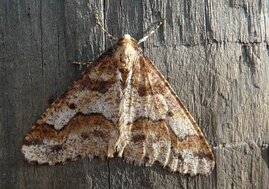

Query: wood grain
<box><xmin>0</xmin><ymin>0</ymin><xmax>268</xmax><ymax>188</ymax></box>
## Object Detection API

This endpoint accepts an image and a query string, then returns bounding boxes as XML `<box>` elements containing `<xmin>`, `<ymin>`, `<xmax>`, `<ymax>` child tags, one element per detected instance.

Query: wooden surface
<box><xmin>1</xmin><ymin>0</ymin><xmax>269</xmax><ymax>188</ymax></box>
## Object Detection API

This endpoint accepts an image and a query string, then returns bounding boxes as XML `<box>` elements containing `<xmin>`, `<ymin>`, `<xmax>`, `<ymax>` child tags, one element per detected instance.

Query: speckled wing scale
<box><xmin>22</xmin><ymin>34</ymin><xmax>215</xmax><ymax>176</ymax></box>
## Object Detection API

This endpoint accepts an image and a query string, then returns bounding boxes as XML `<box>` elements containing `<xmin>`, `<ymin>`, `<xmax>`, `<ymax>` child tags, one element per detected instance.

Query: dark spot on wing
<box><xmin>91</xmin><ymin>81</ymin><xmax>113</xmax><ymax>94</ymax></box>
<box><xmin>138</xmin><ymin>86</ymin><xmax>148</xmax><ymax>96</ymax></box>
<box><xmin>23</xmin><ymin>138</ymin><xmax>44</xmax><ymax>146</ymax></box>
<box><xmin>93</xmin><ymin>130</ymin><xmax>105</xmax><ymax>138</ymax></box>
<box><xmin>51</xmin><ymin>145</ymin><xmax>63</xmax><ymax>152</ymax></box>
<box><xmin>167</xmin><ymin>111</ymin><xmax>174</xmax><ymax>117</ymax></box>
<box><xmin>132</xmin><ymin>134</ymin><xmax>146</xmax><ymax>143</ymax></box>
<box><xmin>68</xmin><ymin>103</ymin><xmax>76</xmax><ymax>109</ymax></box>
<box><xmin>81</xmin><ymin>132</ymin><xmax>89</xmax><ymax>139</ymax></box>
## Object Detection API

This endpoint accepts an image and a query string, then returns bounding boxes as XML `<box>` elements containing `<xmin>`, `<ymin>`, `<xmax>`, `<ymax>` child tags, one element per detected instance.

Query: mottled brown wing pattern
<box><xmin>22</xmin><ymin>35</ymin><xmax>214</xmax><ymax>176</ymax></box>
<box><xmin>22</xmin><ymin>50</ymin><xmax>121</xmax><ymax>165</ymax></box>
<box><xmin>122</xmin><ymin>55</ymin><xmax>215</xmax><ymax>175</ymax></box>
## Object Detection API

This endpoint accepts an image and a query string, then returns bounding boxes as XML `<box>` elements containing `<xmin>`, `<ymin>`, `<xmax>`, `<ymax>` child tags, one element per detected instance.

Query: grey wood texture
<box><xmin>0</xmin><ymin>0</ymin><xmax>268</xmax><ymax>188</ymax></box>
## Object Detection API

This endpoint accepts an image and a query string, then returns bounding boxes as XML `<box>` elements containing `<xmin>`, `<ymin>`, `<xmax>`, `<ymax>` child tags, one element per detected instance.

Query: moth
<box><xmin>22</xmin><ymin>34</ymin><xmax>215</xmax><ymax>176</ymax></box>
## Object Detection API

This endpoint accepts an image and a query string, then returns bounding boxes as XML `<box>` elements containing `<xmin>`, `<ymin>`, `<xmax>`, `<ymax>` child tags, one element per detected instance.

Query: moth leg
<box><xmin>72</xmin><ymin>61</ymin><xmax>92</xmax><ymax>70</ymax></box>
<box><xmin>72</xmin><ymin>61</ymin><xmax>92</xmax><ymax>66</ymax></box>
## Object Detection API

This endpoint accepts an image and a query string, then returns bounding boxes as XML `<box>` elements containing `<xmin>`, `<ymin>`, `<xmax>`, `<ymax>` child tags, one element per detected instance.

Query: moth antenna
<box><xmin>138</xmin><ymin>17</ymin><xmax>166</xmax><ymax>45</ymax></box>
<box><xmin>95</xmin><ymin>11</ymin><xmax>117</xmax><ymax>41</ymax></box>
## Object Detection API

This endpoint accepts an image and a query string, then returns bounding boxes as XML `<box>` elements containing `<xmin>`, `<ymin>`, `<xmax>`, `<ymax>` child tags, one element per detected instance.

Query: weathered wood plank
<box><xmin>0</xmin><ymin>0</ymin><xmax>268</xmax><ymax>189</ymax></box>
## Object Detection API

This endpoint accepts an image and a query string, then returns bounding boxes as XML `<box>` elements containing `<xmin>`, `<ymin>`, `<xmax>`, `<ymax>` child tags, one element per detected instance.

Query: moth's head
<box><xmin>117</xmin><ymin>34</ymin><xmax>139</xmax><ymax>47</ymax></box>
<box><xmin>114</xmin><ymin>34</ymin><xmax>141</xmax><ymax>73</ymax></box>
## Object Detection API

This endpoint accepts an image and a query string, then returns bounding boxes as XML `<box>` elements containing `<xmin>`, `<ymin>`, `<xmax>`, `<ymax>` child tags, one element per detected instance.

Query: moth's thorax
<box><xmin>115</xmin><ymin>34</ymin><xmax>140</xmax><ymax>73</ymax></box>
